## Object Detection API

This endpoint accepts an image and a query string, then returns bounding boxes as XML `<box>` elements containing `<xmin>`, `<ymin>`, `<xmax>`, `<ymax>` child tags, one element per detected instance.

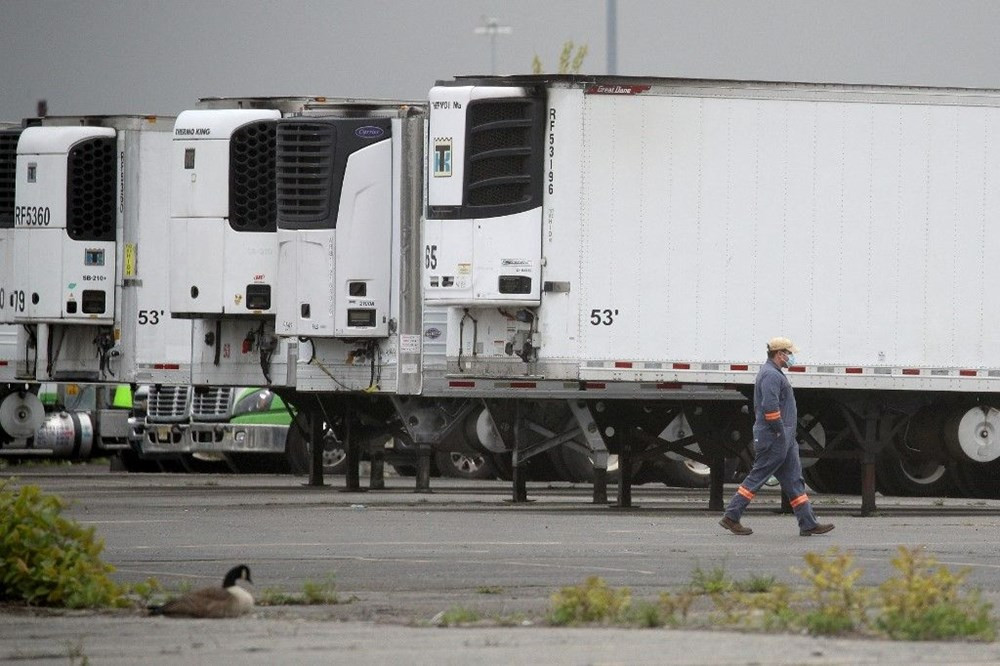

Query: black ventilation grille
<box><xmin>230</xmin><ymin>120</ymin><xmax>277</xmax><ymax>232</ymax></box>
<box><xmin>275</xmin><ymin>121</ymin><xmax>336</xmax><ymax>224</ymax></box>
<box><xmin>464</xmin><ymin>98</ymin><xmax>544</xmax><ymax>213</ymax></box>
<box><xmin>66</xmin><ymin>136</ymin><xmax>116</xmax><ymax>242</ymax></box>
<box><xmin>0</xmin><ymin>130</ymin><xmax>22</xmax><ymax>229</ymax></box>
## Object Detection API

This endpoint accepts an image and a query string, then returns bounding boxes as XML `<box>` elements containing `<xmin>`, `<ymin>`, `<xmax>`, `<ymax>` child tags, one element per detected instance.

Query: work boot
<box><xmin>799</xmin><ymin>523</ymin><xmax>835</xmax><ymax>536</ymax></box>
<box><xmin>719</xmin><ymin>516</ymin><xmax>753</xmax><ymax>535</ymax></box>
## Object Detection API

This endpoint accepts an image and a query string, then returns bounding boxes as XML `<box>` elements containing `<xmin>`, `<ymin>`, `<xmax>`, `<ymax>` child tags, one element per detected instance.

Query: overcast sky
<box><xmin>3</xmin><ymin>0</ymin><xmax>1000</xmax><ymax>120</ymax></box>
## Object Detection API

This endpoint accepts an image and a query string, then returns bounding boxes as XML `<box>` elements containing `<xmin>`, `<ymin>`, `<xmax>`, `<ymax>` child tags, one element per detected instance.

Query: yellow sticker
<box><xmin>66</xmin><ymin>384</ymin><xmax>79</xmax><ymax>395</ymax></box>
<box><xmin>124</xmin><ymin>243</ymin><xmax>137</xmax><ymax>277</ymax></box>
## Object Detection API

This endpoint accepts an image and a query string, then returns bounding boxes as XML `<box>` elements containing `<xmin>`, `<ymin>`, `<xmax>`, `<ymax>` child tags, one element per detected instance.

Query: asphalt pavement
<box><xmin>2</xmin><ymin>463</ymin><xmax>1000</xmax><ymax>664</ymax></box>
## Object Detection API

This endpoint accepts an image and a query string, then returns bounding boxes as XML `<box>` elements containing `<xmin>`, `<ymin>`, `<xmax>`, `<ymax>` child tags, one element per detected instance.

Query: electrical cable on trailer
<box><xmin>457</xmin><ymin>309</ymin><xmax>478</xmax><ymax>372</ymax></box>
<box><xmin>93</xmin><ymin>331</ymin><xmax>116</xmax><ymax>379</ymax></box>
<box><xmin>299</xmin><ymin>336</ymin><xmax>354</xmax><ymax>391</ymax></box>
<box><xmin>254</xmin><ymin>322</ymin><xmax>275</xmax><ymax>385</ymax></box>
<box><xmin>363</xmin><ymin>340</ymin><xmax>382</xmax><ymax>393</ymax></box>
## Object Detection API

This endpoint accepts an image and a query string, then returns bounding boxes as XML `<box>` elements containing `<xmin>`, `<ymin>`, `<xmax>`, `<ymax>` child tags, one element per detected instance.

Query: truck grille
<box><xmin>0</xmin><ymin>129</ymin><xmax>20</xmax><ymax>228</ymax></box>
<box><xmin>146</xmin><ymin>385</ymin><xmax>190</xmax><ymax>422</ymax></box>
<box><xmin>230</xmin><ymin>120</ymin><xmax>277</xmax><ymax>233</ymax></box>
<box><xmin>465</xmin><ymin>99</ymin><xmax>542</xmax><ymax>209</ymax></box>
<box><xmin>191</xmin><ymin>386</ymin><xmax>234</xmax><ymax>421</ymax></box>
<box><xmin>275</xmin><ymin>121</ymin><xmax>336</xmax><ymax>223</ymax></box>
<box><xmin>66</xmin><ymin>136</ymin><xmax>116</xmax><ymax>242</ymax></box>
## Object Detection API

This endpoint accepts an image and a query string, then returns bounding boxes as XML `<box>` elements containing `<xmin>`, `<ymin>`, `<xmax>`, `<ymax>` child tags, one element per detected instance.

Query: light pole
<box><xmin>474</xmin><ymin>16</ymin><xmax>512</xmax><ymax>75</ymax></box>
<box><xmin>607</xmin><ymin>0</ymin><xmax>618</xmax><ymax>75</ymax></box>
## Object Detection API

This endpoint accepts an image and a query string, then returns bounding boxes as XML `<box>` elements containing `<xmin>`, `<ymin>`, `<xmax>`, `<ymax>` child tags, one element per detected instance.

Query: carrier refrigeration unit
<box><xmin>418</xmin><ymin>75</ymin><xmax>1000</xmax><ymax>504</ymax></box>
<box><xmin>273</xmin><ymin>100</ymin><xmax>426</xmax><ymax>397</ymax></box>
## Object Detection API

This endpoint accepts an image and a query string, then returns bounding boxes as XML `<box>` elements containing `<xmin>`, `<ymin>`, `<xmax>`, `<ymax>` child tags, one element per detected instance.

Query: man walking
<box><xmin>719</xmin><ymin>337</ymin><xmax>834</xmax><ymax>537</ymax></box>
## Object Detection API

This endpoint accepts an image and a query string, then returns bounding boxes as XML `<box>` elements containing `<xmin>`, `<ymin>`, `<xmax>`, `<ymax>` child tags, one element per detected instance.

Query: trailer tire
<box><xmin>113</xmin><ymin>449</ymin><xmax>161</xmax><ymax>473</ymax></box>
<box><xmin>434</xmin><ymin>449</ymin><xmax>497</xmax><ymax>480</ymax></box>
<box><xmin>654</xmin><ymin>457</ymin><xmax>711</xmax><ymax>488</ymax></box>
<box><xmin>875</xmin><ymin>443</ymin><xmax>952</xmax><ymax>497</ymax></box>
<box><xmin>179</xmin><ymin>453</ymin><xmax>235</xmax><ymax>474</ymax></box>
<box><xmin>554</xmin><ymin>445</ymin><xmax>643</xmax><ymax>484</ymax></box>
<box><xmin>285</xmin><ymin>414</ymin><xmax>348</xmax><ymax>476</ymax></box>
<box><xmin>949</xmin><ymin>459</ymin><xmax>1000</xmax><ymax>499</ymax></box>
<box><xmin>226</xmin><ymin>452</ymin><xmax>291</xmax><ymax>474</ymax></box>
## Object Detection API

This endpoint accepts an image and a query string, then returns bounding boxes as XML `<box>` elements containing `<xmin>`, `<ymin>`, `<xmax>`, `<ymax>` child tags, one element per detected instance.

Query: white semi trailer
<box><xmin>158</xmin><ymin>98</ymin><xmax>429</xmax><ymax>482</ymax></box>
<box><xmin>10</xmin><ymin>114</ymin><xmax>191</xmax><ymax>385</ymax></box>
<box><xmin>4</xmin><ymin>115</ymin><xmax>192</xmax><ymax>462</ymax></box>
<box><xmin>413</xmin><ymin>74</ymin><xmax>1000</xmax><ymax>508</ymax></box>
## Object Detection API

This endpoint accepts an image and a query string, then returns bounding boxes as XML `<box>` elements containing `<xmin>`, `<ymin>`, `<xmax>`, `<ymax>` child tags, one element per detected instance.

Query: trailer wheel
<box><xmin>226</xmin><ymin>452</ymin><xmax>291</xmax><ymax>474</ymax></box>
<box><xmin>113</xmin><ymin>449</ymin><xmax>162</xmax><ymax>473</ymax></box>
<box><xmin>654</xmin><ymin>457</ymin><xmax>711</xmax><ymax>488</ymax></box>
<box><xmin>285</xmin><ymin>413</ymin><xmax>347</xmax><ymax>475</ymax></box>
<box><xmin>554</xmin><ymin>446</ymin><xmax>643</xmax><ymax>484</ymax></box>
<box><xmin>949</xmin><ymin>459</ymin><xmax>1000</xmax><ymax>499</ymax></box>
<box><xmin>797</xmin><ymin>401</ymin><xmax>862</xmax><ymax>495</ymax></box>
<box><xmin>491</xmin><ymin>452</ymin><xmax>513</xmax><ymax>481</ymax></box>
<box><xmin>434</xmin><ymin>449</ymin><xmax>497</xmax><ymax>480</ymax></box>
<box><xmin>875</xmin><ymin>441</ymin><xmax>952</xmax><ymax>497</ymax></box>
<box><xmin>944</xmin><ymin>405</ymin><xmax>1000</xmax><ymax>464</ymax></box>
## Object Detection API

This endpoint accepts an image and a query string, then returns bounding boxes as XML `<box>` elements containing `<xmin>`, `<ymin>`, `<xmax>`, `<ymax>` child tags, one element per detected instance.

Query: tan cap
<box><xmin>767</xmin><ymin>337</ymin><xmax>799</xmax><ymax>354</ymax></box>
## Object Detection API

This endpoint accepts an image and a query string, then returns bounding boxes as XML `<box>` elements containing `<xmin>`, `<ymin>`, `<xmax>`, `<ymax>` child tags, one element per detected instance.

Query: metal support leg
<box><xmin>511</xmin><ymin>401</ymin><xmax>528</xmax><ymax>502</ymax></box>
<box><xmin>308</xmin><ymin>411</ymin><xmax>325</xmax><ymax>487</ymax></box>
<box><xmin>344</xmin><ymin>414</ymin><xmax>361</xmax><ymax>491</ymax></box>
<box><xmin>616</xmin><ymin>431</ymin><xmax>633</xmax><ymax>508</ymax></box>
<box><xmin>369</xmin><ymin>449</ymin><xmax>385</xmax><ymax>490</ymax></box>
<box><xmin>861</xmin><ymin>462</ymin><xmax>877</xmax><ymax>516</ymax></box>
<box><xmin>708</xmin><ymin>455</ymin><xmax>725</xmax><ymax>511</ymax></box>
<box><xmin>593</xmin><ymin>467</ymin><xmax>608</xmax><ymax>504</ymax></box>
<box><xmin>860</xmin><ymin>408</ymin><xmax>878</xmax><ymax>517</ymax></box>
<box><xmin>415</xmin><ymin>446</ymin><xmax>432</xmax><ymax>493</ymax></box>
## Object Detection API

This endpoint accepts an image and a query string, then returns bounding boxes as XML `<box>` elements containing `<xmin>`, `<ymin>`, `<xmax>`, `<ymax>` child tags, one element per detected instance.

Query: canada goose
<box><xmin>150</xmin><ymin>565</ymin><xmax>254</xmax><ymax>618</ymax></box>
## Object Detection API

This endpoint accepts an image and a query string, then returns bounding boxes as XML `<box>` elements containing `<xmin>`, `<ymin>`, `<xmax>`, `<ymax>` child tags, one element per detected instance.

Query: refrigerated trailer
<box><xmin>411</xmin><ymin>74</ymin><xmax>1000</xmax><ymax>507</ymax></box>
<box><xmin>10</xmin><ymin>115</ymin><xmax>191</xmax><ymax>386</ymax></box>
<box><xmin>154</xmin><ymin>98</ymin><xmax>428</xmax><ymax>475</ymax></box>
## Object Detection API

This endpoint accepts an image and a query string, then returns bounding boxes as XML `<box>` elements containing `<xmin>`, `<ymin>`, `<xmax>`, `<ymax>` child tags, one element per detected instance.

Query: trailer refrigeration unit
<box><xmin>419</xmin><ymin>75</ymin><xmax>1000</xmax><ymax>507</ymax></box>
<box><xmin>270</xmin><ymin>100</ymin><xmax>430</xmax><ymax>484</ymax></box>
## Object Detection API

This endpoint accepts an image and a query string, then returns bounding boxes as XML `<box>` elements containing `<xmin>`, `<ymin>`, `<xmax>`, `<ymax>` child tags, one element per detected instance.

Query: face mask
<box><xmin>784</xmin><ymin>353</ymin><xmax>796</xmax><ymax>367</ymax></box>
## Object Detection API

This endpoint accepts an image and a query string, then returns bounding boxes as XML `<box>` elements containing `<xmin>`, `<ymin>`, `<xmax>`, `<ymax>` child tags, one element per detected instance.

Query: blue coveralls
<box><xmin>724</xmin><ymin>358</ymin><xmax>819</xmax><ymax>531</ymax></box>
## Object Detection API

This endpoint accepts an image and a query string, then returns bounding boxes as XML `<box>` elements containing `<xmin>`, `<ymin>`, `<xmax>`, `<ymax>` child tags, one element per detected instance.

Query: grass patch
<box><xmin>733</xmin><ymin>574</ymin><xmax>777</xmax><ymax>594</ymax></box>
<box><xmin>436</xmin><ymin>606</ymin><xmax>481</xmax><ymax>626</ymax></box>
<box><xmin>689</xmin><ymin>565</ymin><xmax>733</xmax><ymax>595</ymax></box>
<box><xmin>0</xmin><ymin>482</ymin><xmax>126</xmax><ymax>608</ymax></box>
<box><xmin>875</xmin><ymin>546</ymin><xmax>995</xmax><ymax>641</ymax></box>
<box><xmin>549</xmin><ymin>576</ymin><xmax>631</xmax><ymax>626</ymax></box>
<box><xmin>301</xmin><ymin>575</ymin><xmax>338</xmax><ymax>604</ymax></box>
<box><xmin>535</xmin><ymin>547</ymin><xmax>996</xmax><ymax>640</ymax></box>
<box><xmin>477</xmin><ymin>585</ymin><xmax>503</xmax><ymax>595</ymax></box>
<box><xmin>257</xmin><ymin>575</ymin><xmax>340</xmax><ymax>606</ymax></box>
<box><xmin>795</xmin><ymin>548</ymin><xmax>868</xmax><ymax>635</ymax></box>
